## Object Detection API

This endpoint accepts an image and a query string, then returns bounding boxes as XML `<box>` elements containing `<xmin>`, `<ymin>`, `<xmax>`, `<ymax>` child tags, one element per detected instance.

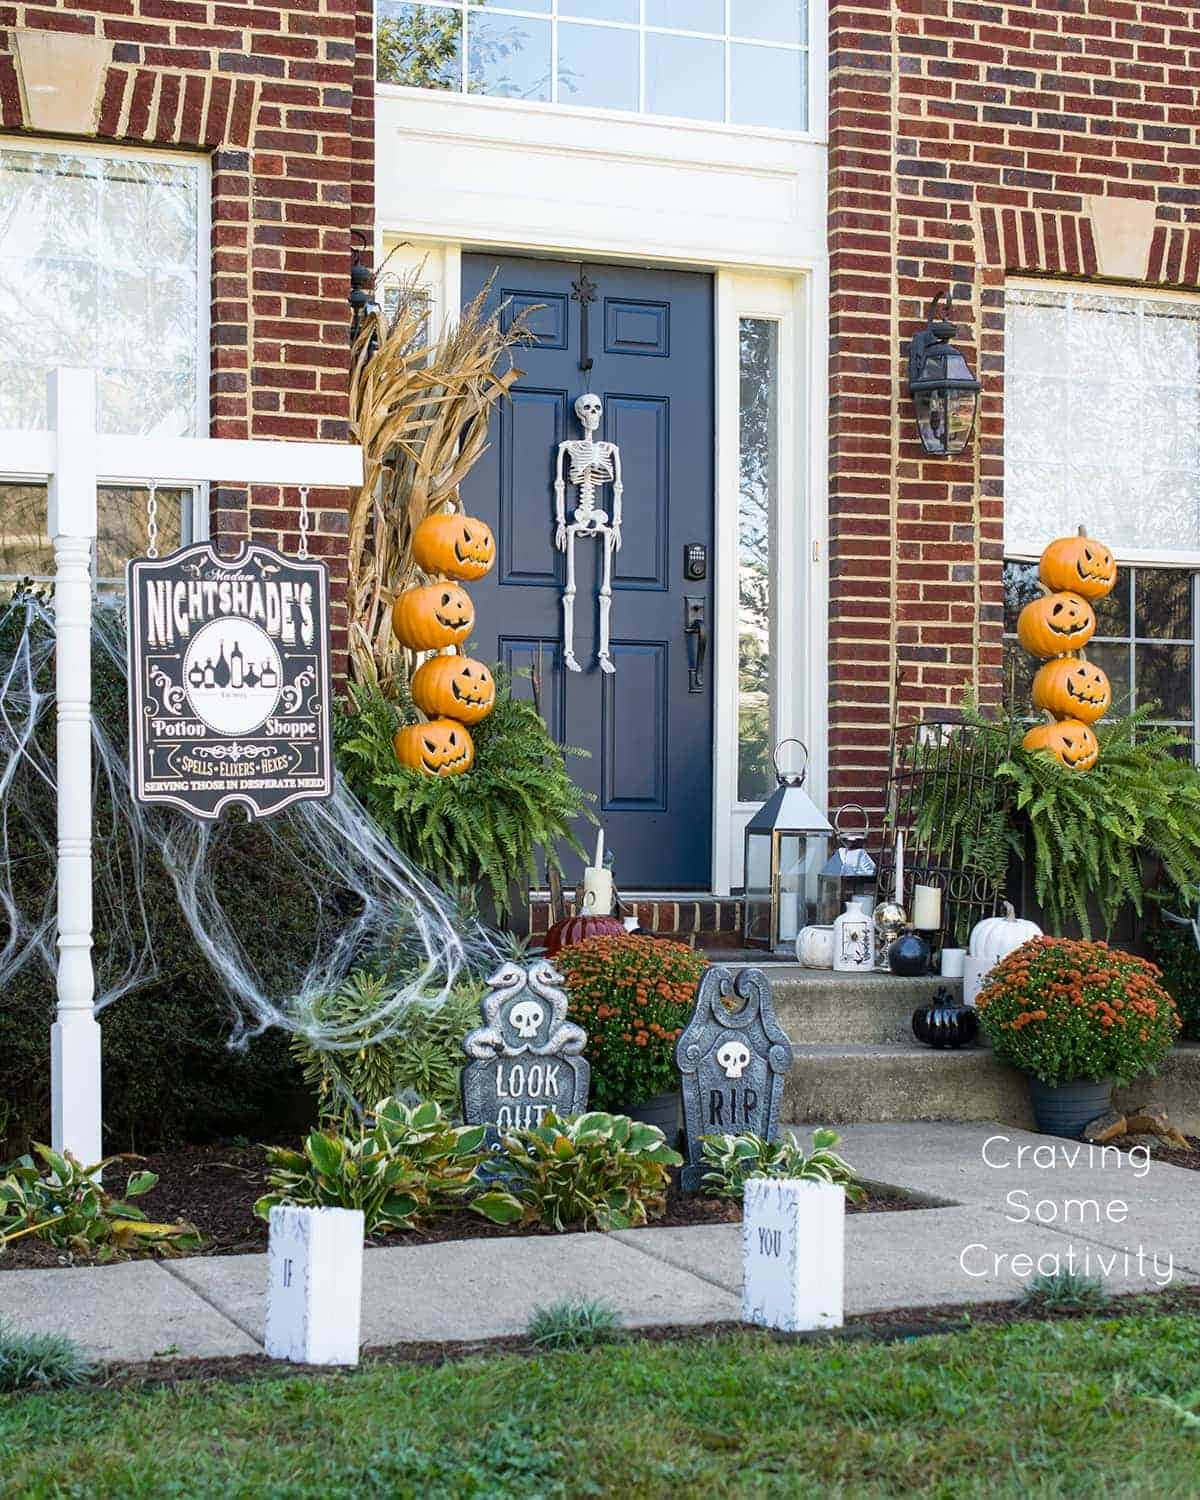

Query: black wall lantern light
<box><xmin>348</xmin><ymin>229</ymin><xmax>380</xmax><ymax>353</ymax></box>
<box><xmin>907</xmin><ymin>291</ymin><xmax>981</xmax><ymax>458</ymax></box>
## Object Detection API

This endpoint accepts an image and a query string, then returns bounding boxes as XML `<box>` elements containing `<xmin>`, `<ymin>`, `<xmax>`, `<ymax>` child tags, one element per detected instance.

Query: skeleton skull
<box><xmin>574</xmin><ymin>392</ymin><xmax>603</xmax><ymax>432</ymax></box>
<box><xmin>509</xmin><ymin>1000</ymin><xmax>544</xmax><ymax>1040</ymax></box>
<box><xmin>716</xmin><ymin>1040</ymin><xmax>751</xmax><ymax>1080</ymax></box>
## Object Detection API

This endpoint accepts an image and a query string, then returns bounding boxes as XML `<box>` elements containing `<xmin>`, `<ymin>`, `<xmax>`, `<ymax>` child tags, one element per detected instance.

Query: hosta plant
<box><xmin>480</xmin><ymin>1111</ymin><xmax>682</xmax><ymax>1232</ymax></box>
<box><xmin>699</xmin><ymin>1129</ymin><xmax>865</xmax><ymax>1204</ymax></box>
<box><xmin>977</xmin><ymin>937</ymin><xmax>1180</xmax><ymax>1086</ymax></box>
<box><xmin>0</xmin><ymin>1146</ymin><xmax>201</xmax><ymax>1261</ymax></box>
<box><xmin>255</xmin><ymin>1098</ymin><xmax>513</xmax><ymax>1236</ymax></box>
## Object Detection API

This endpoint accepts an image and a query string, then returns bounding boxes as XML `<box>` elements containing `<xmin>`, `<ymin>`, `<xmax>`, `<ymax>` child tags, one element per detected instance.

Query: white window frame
<box><xmin>376</xmin><ymin>0</ymin><xmax>828</xmax><ymax>144</ymax></box>
<box><xmin>0</xmin><ymin>137</ymin><xmax>211</xmax><ymax>562</ymax></box>
<box><xmin>1004</xmin><ymin>276</ymin><xmax>1200</xmax><ymax>570</ymax></box>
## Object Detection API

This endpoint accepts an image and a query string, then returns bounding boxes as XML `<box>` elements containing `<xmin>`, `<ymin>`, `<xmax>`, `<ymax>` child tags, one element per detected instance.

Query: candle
<box><xmin>940</xmin><ymin>946</ymin><xmax>966</xmax><ymax>978</ymax></box>
<box><xmin>912</xmin><ymin>883</ymin><xmax>942</xmax><ymax>931</ymax></box>
<box><xmin>594</xmin><ymin>827</ymin><xmax>605</xmax><ymax>869</ymax></box>
<box><xmin>893</xmin><ymin>830</ymin><xmax>904</xmax><ymax>906</ymax></box>
<box><xmin>581</xmin><ymin>866</ymin><xmax>614</xmax><ymax>916</ymax></box>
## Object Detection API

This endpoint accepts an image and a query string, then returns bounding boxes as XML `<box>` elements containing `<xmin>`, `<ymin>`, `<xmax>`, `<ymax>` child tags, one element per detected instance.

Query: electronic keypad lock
<box><xmin>683</xmin><ymin>543</ymin><xmax>707</xmax><ymax>581</ymax></box>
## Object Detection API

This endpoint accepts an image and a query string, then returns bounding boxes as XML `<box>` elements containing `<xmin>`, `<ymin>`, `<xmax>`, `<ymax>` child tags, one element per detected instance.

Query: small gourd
<box><xmin>968</xmin><ymin>902</ymin><xmax>1042</xmax><ymax>966</ymax></box>
<box><xmin>393</xmin><ymin>718</ymin><xmax>475</xmax><ymax>776</ymax></box>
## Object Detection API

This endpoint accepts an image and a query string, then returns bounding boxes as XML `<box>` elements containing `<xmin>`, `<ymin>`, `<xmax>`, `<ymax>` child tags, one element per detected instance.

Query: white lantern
<box><xmin>743</xmin><ymin>741</ymin><xmax>833</xmax><ymax>953</ymax></box>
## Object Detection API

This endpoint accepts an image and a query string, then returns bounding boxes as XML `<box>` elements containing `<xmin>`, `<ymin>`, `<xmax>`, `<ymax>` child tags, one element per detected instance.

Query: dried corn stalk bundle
<box><xmin>347</xmin><ymin>263</ymin><xmax>531</xmax><ymax>691</ymax></box>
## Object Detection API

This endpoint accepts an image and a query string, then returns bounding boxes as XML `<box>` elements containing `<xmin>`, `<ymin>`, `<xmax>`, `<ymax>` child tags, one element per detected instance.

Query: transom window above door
<box><xmin>377</xmin><ymin>0</ymin><xmax>810</xmax><ymax>131</ymax></box>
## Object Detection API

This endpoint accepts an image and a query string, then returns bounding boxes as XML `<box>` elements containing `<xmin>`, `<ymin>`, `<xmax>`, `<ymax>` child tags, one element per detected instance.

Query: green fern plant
<box><xmin>335</xmin><ymin>673</ymin><xmax>592</xmax><ymax>918</ymax></box>
<box><xmin>292</xmin><ymin>970</ymin><xmax>485</xmax><ymax>1122</ymax></box>
<box><xmin>906</xmin><ymin>705</ymin><xmax>1200</xmax><ymax>938</ymax></box>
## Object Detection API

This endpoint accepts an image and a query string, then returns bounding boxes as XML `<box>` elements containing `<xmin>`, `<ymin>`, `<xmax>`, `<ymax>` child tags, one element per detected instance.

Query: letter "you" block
<box><xmin>265</xmin><ymin>1206</ymin><xmax>365</xmax><ymax>1366</ymax></box>
<box><xmin>742</xmin><ymin>1178</ymin><xmax>845</xmax><ymax>1333</ymax></box>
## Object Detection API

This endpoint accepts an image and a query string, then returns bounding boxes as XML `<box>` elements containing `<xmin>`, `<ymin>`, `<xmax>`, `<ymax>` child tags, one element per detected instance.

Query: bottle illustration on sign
<box><xmin>182</xmin><ymin>620</ymin><xmax>287</xmax><ymax>737</ymax></box>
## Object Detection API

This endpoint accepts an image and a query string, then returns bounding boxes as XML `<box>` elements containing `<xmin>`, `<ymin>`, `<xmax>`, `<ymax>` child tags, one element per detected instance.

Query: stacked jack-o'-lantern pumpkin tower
<box><xmin>1016</xmin><ymin>527</ymin><xmax>1117</xmax><ymax>772</ymax></box>
<box><xmin>390</xmin><ymin>512</ymin><xmax>498</xmax><ymax>776</ymax></box>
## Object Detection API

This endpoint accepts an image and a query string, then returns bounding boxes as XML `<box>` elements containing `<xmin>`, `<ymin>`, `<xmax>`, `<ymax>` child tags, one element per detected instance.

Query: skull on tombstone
<box><xmin>716</xmin><ymin>1039</ymin><xmax>751</xmax><ymax>1080</ymax></box>
<box><xmin>509</xmin><ymin>1000</ymin><xmax>545</xmax><ymax>1040</ymax></box>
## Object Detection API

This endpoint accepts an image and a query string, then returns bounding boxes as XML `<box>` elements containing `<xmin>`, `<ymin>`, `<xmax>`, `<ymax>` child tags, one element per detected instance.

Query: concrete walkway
<box><xmin>2</xmin><ymin>1123</ymin><xmax>1196</xmax><ymax>1363</ymax></box>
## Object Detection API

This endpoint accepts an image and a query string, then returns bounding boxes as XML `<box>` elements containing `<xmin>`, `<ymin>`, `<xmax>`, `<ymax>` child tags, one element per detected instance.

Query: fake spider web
<box><xmin>0</xmin><ymin>593</ymin><xmax>497</xmax><ymax>1054</ymax></box>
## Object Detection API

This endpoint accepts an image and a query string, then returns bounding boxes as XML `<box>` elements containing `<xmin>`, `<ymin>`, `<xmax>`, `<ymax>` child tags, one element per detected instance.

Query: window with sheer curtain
<box><xmin>377</xmin><ymin>0</ymin><xmax>810</xmax><ymax>132</ymax></box>
<box><xmin>0</xmin><ymin>143</ymin><xmax>207</xmax><ymax>595</ymax></box>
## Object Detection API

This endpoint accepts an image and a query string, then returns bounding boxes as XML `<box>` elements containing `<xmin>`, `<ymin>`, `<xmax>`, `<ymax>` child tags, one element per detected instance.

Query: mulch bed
<box><xmin>0</xmin><ymin>1141</ymin><xmax>932</xmax><ymax>1272</ymax></box>
<box><xmin>81</xmin><ymin>1281</ymin><xmax>1200</xmax><ymax>1395</ymax></box>
<box><xmin>1143</xmin><ymin>1135</ymin><xmax>1200</xmax><ymax>1171</ymax></box>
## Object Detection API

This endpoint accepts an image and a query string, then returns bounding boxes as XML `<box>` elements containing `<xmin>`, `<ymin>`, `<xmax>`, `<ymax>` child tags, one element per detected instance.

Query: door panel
<box><xmin>462</xmin><ymin>254</ymin><xmax>714</xmax><ymax>890</ymax></box>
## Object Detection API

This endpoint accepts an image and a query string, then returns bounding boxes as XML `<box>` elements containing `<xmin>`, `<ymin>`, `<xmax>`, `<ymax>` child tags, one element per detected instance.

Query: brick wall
<box><xmin>828</xmin><ymin>0</ymin><xmax>1200</xmax><ymax>826</ymax></box>
<box><xmin>0</xmin><ymin>0</ymin><xmax>375</xmax><ymax>665</ymax></box>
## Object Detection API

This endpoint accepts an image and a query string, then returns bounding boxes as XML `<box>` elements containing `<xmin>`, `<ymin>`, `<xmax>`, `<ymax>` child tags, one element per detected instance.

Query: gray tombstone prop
<box><xmin>461</xmin><ymin>959</ymin><xmax>590</xmax><ymax>1130</ymax></box>
<box><xmin>675</xmin><ymin>965</ymin><xmax>794</xmax><ymax>1190</ymax></box>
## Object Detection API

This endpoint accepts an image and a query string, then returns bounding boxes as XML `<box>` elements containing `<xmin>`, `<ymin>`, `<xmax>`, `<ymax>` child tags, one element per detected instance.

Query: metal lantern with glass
<box><xmin>816</xmin><ymin>804</ymin><xmax>877</xmax><ymax>925</ymax></box>
<box><xmin>907</xmin><ymin>291</ymin><xmax>981</xmax><ymax>457</ymax></box>
<box><xmin>743</xmin><ymin>740</ymin><xmax>833</xmax><ymax>952</ymax></box>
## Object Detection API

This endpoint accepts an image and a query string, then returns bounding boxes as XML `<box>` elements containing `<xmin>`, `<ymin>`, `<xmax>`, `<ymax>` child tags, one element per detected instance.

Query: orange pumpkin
<box><xmin>391</xmin><ymin>583</ymin><xmax>475</xmax><ymax>651</ymax></box>
<box><xmin>1031</xmin><ymin>657</ymin><xmax>1111</xmax><ymax>724</ymax></box>
<box><xmin>1016</xmin><ymin>592</ymin><xmax>1096</xmax><ymax>659</ymax></box>
<box><xmin>1039</xmin><ymin>529</ymin><xmax>1116</xmax><ymax>601</ymax></box>
<box><xmin>410</xmin><ymin>655</ymin><xmax>496</xmax><ymax>726</ymax></box>
<box><xmin>1022</xmin><ymin>719</ymin><xmax>1099</xmax><ymax>772</ymax></box>
<box><xmin>412</xmin><ymin>513</ymin><xmax>496</xmax><ymax>582</ymax></box>
<box><xmin>393</xmin><ymin>718</ymin><xmax>475</xmax><ymax>776</ymax></box>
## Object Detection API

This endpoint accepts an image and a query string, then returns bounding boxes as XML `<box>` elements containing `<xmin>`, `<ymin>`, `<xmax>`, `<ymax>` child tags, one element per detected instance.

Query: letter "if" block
<box><xmin>742</xmin><ymin>1178</ymin><xmax>845</xmax><ymax>1333</ymax></box>
<box><xmin>265</xmin><ymin>1206</ymin><xmax>365</xmax><ymax>1365</ymax></box>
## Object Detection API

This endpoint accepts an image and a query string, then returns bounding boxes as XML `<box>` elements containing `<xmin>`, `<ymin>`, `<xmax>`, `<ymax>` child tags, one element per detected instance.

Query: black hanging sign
<box><xmin>126</xmin><ymin>542</ymin><xmax>333</xmax><ymax>819</ymax></box>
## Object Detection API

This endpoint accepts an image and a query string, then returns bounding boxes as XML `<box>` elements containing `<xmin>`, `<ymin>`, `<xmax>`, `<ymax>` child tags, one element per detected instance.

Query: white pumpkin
<box><xmin>968</xmin><ymin>902</ymin><xmax>1042</xmax><ymax>965</ymax></box>
<box><xmin>796</xmin><ymin>924</ymin><xmax>835</xmax><ymax>969</ymax></box>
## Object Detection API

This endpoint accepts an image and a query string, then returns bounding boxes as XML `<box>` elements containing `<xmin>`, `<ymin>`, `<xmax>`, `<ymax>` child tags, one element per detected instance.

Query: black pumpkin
<box><xmin>912</xmin><ymin>987</ymin><xmax>979</xmax><ymax>1050</ymax></box>
<box><xmin>888</xmin><ymin>930</ymin><xmax>931</xmax><ymax>977</ymax></box>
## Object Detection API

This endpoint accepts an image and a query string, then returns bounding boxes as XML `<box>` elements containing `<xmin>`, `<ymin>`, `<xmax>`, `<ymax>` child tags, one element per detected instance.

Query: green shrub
<box><xmin>1019</xmin><ymin>1269</ymin><xmax>1109</xmax><ymax>1312</ymax></box>
<box><xmin>557</xmin><ymin>935</ymin><xmax>706</xmax><ymax>1111</ymax></box>
<box><xmin>1144</xmin><ymin>924</ymin><xmax>1200</xmax><ymax>1042</ymax></box>
<box><xmin>482</xmin><ymin>1111</ymin><xmax>682</xmax><ymax>1232</ymax></box>
<box><xmin>335</xmin><ymin>677</ymin><xmax>591</xmax><ymax>920</ymax></box>
<box><xmin>699</xmin><ymin>1129</ymin><xmax>865</xmax><ymax>1203</ymax></box>
<box><xmin>291</xmin><ymin>971</ymin><xmax>484</xmax><ymax>1123</ymax></box>
<box><xmin>255</xmin><ymin>1099</ymin><xmax>512</xmax><ymax>1236</ymax></box>
<box><xmin>0</xmin><ymin>1317</ymin><xmax>95</xmax><ymax>1393</ymax></box>
<box><xmin>905</xmin><ymin>705</ymin><xmax>1200</xmax><ymax>938</ymax></box>
<box><xmin>0</xmin><ymin>1146</ymin><xmax>201</xmax><ymax>1261</ymax></box>
<box><xmin>526</xmin><ymin>1298</ymin><xmax>623</xmax><ymax>1352</ymax></box>
<box><xmin>978</xmin><ymin>937</ymin><xmax>1181</xmax><ymax>1086</ymax></box>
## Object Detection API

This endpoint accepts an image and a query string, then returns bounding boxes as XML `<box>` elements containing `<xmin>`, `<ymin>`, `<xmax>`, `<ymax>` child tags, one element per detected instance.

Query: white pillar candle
<box><xmin>911</xmin><ymin>883</ymin><xmax>942</xmax><ymax>930</ymax></box>
<box><xmin>940</xmin><ymin>946</ymin><xmax>966</xmax><ymax>978</ymax></box>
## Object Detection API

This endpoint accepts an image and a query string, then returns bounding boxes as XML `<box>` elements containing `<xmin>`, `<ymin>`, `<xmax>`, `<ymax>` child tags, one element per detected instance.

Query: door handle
<box><xmin>684</xmin><ymin>595</ymin><xmax>707</xmax><ymax>693</ymax></box>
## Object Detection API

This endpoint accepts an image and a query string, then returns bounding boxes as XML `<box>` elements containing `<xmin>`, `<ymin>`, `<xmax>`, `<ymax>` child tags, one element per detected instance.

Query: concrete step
<box><xmin>783</xmin><ymin>1041</ymin><xmax>1033</xmax><ymax>1128</ymax></box>
<box><xmin>758</xmin><ymin>965</ymin><xmax>963</xmax><ymax>1046</ymax></box>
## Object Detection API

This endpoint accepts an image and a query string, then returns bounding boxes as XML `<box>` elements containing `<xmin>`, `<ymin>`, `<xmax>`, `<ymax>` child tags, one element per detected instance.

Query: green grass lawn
<box><xmin>2</xmin><ymin>1316</ymin><xmax>1200</xmax><ymax>1498</ymax></box>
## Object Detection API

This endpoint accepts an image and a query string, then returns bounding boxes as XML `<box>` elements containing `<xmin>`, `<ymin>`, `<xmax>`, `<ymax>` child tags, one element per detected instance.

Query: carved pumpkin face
<box><xmin>410</xmin><ymin>655</ymin><xmax>496</xmax><ymax>726</ymax></box>
<box><xmin>1016</xmin><ymin>592</ymin><xmax>1096</xmax><ymax>659</ymax></box>
<box><xmin>393</xmin><ymin>718</ymin><xmax>475</xmax><ymax>776</ymax></box>
<box><xmin>1022</xmin><ymin>719</ymin><xmax>1099</xmax><ymax>772</ymax></box>
<box><xmin>1031</xmin><ymin>657</ymin><xmax>1111</xmax><ymax>725</ymax></box>
<box><xmin>1039</xmin><ymin>533</ymin><xmax>1116</xmax><ymax>601</ymax></box>
<box><xmin>391</xmin><ymin>583</ymin><xmax>475</xmax><ymax>651</ymax></box>
<box><xmin>412</xmin><ymin>514</ymin><xmax>496</xmax><ymax>582</ymax></box>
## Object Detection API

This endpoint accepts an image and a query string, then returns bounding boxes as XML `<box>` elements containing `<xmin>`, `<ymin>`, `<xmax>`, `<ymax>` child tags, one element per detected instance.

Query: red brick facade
<box><xmin>0</xmin><ymin>0</ymin><xmax>374</xmax><ymax>663</ymax></box>
<box><xmin>828</xmin><ymin>0</ymin><xmax>1200</xmax><ymax>822</ymax></box>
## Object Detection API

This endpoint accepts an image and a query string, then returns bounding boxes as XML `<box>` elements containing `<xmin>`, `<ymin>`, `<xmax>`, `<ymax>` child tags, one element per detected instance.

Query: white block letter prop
<box><xmin>265</xmin><ymin>1207</ymin><xmax>364</xmax><ymax>1366</ymax></box>
<box><xmin>742</xmin><ymin>1178</ymin><xmax>845</xmax><ymax>1333</ymax></box>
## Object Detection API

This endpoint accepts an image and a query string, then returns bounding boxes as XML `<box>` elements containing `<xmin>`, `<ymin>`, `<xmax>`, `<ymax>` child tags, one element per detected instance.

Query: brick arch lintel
<box><xmin>975</xmin><ymin>202</ymin><xmax>1200</xmax><ymax>292</ymax></box>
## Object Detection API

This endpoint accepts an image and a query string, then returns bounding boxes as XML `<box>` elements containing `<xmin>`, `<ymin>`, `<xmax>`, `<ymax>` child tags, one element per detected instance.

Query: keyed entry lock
<box><xmin>683</xmin><ymin>543</ymin><xmax>707</xmax><ymax>581</ymax></box>
<box><xmin>684</xmin><ymin>595</ymin><xmax>707</xmax><ymax>693</ymax></box>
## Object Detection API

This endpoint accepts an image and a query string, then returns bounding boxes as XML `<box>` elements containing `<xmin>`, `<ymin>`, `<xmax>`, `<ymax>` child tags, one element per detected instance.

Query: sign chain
<box><xmin>298</xmin><ymin>485</ymin><xmax>311</xmax><ymax>560</ymax></box>
<box><xmin>145</xmin><ymin>481</ymin><xmax>159</xmax><ymax>559</ymax></box>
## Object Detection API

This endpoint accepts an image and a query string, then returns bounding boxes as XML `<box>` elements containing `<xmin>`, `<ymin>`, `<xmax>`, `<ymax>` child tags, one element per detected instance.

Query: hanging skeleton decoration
<box><xmin>555</xmin><ymin>393</ymin><xmax>623</xmax><ymax>674</ymax></box>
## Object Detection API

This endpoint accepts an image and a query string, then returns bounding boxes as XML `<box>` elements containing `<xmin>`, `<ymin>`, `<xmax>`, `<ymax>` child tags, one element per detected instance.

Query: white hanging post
<box><xmin>2</xmin><ymin>364</ymin><xmax>364</xmax><ymax>1170</ymax></box>
<box><xmin>47</xmin><ymin>368</ymin><xmax>103</xmax><ymax>1168</ymax></box>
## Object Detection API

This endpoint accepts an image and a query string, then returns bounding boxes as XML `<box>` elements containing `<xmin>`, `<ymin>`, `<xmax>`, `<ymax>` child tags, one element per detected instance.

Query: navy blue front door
<box><xmin>461</xmin><ymin>254</ymin><xmax>715</xmax><ymax>890</ymax></box>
